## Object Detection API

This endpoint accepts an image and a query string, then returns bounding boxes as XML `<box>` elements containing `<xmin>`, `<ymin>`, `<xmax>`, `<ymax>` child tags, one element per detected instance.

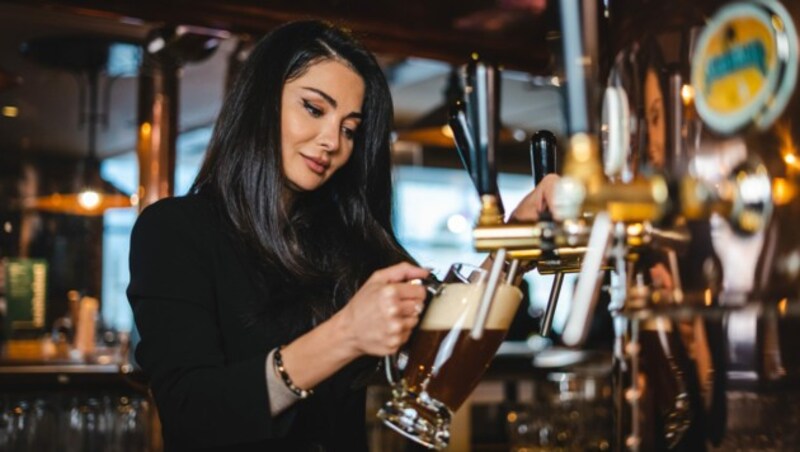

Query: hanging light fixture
<box><xmin>21</xmin><ymin>36</ymin><xmax>135</xmax><ymax>216</ymax></box>
<box><xmin>394</xmin><ymin>67</ymin><xmax>526</xmax><ymax>148</ymax></box>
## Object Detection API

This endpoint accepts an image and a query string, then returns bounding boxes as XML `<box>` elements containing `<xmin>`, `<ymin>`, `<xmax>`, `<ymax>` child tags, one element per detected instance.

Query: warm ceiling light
<box><xmin>77</xmin><ymin>190</ymin><xmax>102</xmax><ymax>210</ymax></box>
<box><xmin>29</xmin><ymin>191</ymin><xmax>133</xmax><ymax>216</ymax></box>
<box><xmin>775</xmin><ymin>120</ymin><xmax>799</xmax><ymax>172</ymax></box>
<box><xmin>779</xmin><ymin>298</ymin><xmax>788</xmax><ymax>316</ymax></box>
<box><xmin>23</xmin><ymin>35</ymin><xmax>133</xmax><ymax>216</ymax></box>
<box><xmin>440</xmin><ymin>124</ymin><xmax>454</xmax><ymax>139</ymax></box>
<box><xmin>2</xmin><ymin>105</ymin><xmax>18</xmax><ymax>117</ymax></box>
<box><xmin>772</xmin><ymin>177</ymin><xmax>796</xmax><ymax>205</ymax></box>
<box><xmin>680</xmin><ymin>84</ymin><xmax>695</xmax><ymax>106</ymax></box>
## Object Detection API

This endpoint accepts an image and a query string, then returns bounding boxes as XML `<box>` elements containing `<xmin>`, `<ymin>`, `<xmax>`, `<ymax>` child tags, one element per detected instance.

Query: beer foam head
<box><xmin>420</xmin><ymin>283</ymin><xmax>523</xmax><ymax>330</ymax></box>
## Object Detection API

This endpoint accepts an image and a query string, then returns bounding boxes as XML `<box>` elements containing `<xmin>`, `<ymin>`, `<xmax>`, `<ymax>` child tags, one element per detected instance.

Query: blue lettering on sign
<box><xmin>704</xmin><ymin>40</ymin><xmax>768</xmax><ymax>93</ymax></box>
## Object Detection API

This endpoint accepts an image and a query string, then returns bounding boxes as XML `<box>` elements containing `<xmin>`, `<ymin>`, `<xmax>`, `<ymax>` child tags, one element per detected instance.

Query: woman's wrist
<box><xmin>328</xmin><ymin>307</ymin><xmax>362</xmax><ymax>360</ymax></box>
<box><xmin>273</xmin><ymin>346</ymin><xmax>314</xmax><ymax>398</ymax></box>
<box><xmin>278</xmin><ymin>308</ymin><xmax>361</xmax><ymax>391</ymax></box>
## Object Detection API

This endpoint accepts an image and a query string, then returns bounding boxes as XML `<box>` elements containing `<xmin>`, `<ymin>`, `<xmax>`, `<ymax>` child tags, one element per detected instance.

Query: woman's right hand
<box><xmin>508</xmin><ymin>173</ymin><xmax>560</xmax><ymax>222</ymax></box>
<box><xmin>339</xmin><ymin>262</ymin><xmax>429</xmax><ymax>356</ymax></box>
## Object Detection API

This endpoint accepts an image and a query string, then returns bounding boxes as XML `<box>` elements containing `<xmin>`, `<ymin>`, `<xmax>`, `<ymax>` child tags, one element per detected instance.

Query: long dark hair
<box><xmin>191</xmin><ymin>21</ymin><xmax>412</xmax><ymax>325</ymax></box>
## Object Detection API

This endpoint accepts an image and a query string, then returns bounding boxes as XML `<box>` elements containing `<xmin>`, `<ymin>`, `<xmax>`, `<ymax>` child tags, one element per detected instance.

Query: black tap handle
<box><xmin>540</xmin><ymin>271</ymin><xmax>564</xmax><ymax>337</ymax></box>
<box><xmin>448</xmin><ymin>100</ymin><xmax>478</xmax><ymax>188</ymax></box>
<box><xmin>530</xmin><ymin>130</ymin><xmax>557</xmax><ymax>186</ymax></box>
<box><xmin>530</xmin><ymin>130</ymin><xmax>557</xmax><ymax>222</ymax></box>
<box><xmin>466</xmin><ymin>59</ymin><xmax>503</xmax><ymax>214</ymax></box>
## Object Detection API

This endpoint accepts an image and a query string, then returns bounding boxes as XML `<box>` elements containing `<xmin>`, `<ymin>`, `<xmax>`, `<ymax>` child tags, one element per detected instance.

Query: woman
<box><xmin>128</xmin><ymin>20</ymin><xmax>556</xmax><ymax>450</ymax></box>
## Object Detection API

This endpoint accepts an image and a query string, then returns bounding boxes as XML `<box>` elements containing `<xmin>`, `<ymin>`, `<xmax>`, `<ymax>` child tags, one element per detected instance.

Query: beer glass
<box><xmin>377</xmin><ymin>262</ymin><xmax>523</xmax><ymax>449</ymax></box>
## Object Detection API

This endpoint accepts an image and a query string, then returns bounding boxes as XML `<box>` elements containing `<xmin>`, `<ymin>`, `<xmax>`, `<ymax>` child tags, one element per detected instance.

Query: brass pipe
<box><xmin>136</xmin><ymin>25</ymin><xmax>228</xmax><ymax>212</ymax></box>
<box><xmin>136</xmin><ymin>42</ymin><xmax>179</xmax><ymax>212</ymax></box>
<box><xmin>473</xmin><ymin>223</ymin><xmax>545</xmax><ymax>250</ymax></box>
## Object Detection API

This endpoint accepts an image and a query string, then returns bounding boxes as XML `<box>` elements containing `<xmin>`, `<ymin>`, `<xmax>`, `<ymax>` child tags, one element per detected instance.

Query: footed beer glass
<box><xmin>377</xmin><ymin>263</ymin><xmax>523</xmax><ymax>449</ymax></box>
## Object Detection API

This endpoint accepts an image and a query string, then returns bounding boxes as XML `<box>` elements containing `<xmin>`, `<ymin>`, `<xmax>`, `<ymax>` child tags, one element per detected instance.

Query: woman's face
<box><xmin>644</xmin><ymin>68</ymin><xmax>665</xmax><ymax>169</ymax></box>
<box><xmin>280</xmin><ymin>59</ymin><xmax>365</xmax><ymax>192</ymax></box>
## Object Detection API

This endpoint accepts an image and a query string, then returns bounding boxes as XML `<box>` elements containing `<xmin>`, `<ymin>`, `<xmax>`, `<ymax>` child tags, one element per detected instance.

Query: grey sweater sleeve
<box><xmin>266</xmin><ymin>348</ymin><xmax>302</xmax><ymax>415</ymax></box>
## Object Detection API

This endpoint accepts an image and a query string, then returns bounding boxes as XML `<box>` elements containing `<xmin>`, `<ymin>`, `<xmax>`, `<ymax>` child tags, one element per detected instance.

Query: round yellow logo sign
<box><xmin>692</xmin><ymin>0</ymin><xmax>798</xmax><ymax>134</ymax></box>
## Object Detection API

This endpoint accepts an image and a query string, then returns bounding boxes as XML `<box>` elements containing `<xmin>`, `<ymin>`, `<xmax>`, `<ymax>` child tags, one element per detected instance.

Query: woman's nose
<box><xmin>318</xmin><ymin>121</ymin><xmax>341</xmax><ymax>152</ymax></box>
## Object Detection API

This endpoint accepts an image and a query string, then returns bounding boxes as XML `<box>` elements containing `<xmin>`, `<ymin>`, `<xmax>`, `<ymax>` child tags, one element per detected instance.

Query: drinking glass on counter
<box><xmin>0</xmin><ymin>392</ymin><xmax>151</xmax><ymax>452</ymax></box>
<box><xmin>378</xmin><ymin>262</ymin><xmax>523</xmax><ymax>450</ymax></box>
<box><xmin>506</xmin><ymin>363</ymin><xmax>613</xmax><ymax>452</ymax></box>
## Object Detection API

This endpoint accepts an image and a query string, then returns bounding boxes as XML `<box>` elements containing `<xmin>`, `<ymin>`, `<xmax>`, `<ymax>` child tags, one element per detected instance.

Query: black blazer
<box><xmin>128</xmin><ymin>194</ymin><xmax>371</xmax><ymax>451</ymax></box>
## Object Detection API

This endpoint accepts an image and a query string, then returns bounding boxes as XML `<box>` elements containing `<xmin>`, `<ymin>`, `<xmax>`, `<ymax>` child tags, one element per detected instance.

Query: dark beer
<box><xmin>400</xmin><ymin>282</ymin><xmax>522</xmax><ymax>412</ymax></box>
<box><xmin>403</xmin><ymin>328</ymin><xmax>507</xmax><ymax>410</ymax></box>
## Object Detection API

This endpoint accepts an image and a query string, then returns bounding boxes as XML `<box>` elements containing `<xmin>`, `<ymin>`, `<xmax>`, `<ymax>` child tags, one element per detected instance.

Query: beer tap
<box><xmin>462</xmin><ymin>58</ymin><xmax>508</xmax><ymax>340</ymax></box>
<box><xmin>551</xmin><ymin>8</ymin><xmax>700</xmax><ymax>449</ymax></box>
<box><xmin>454</xmin><ymin>56</ymin><xmax>599</xmax><ymax>341</ymax></box>
<box><xmin>530</xmin><ymin>130</ymin><xmax>558</xmax><ymax>220</ymax></box>
<box><xmin>553</xmin><ymin>0</ymin><xmax>678</xmax><ymax>348</ymax></box>
<box><xmin>449</xmin><ymin>100</ymin><xmax>478</xmax><ymax>189</ymax></box>
<box><xmin>465</xmin><ymin>58</ymin><xmax>504</xmax><ymax>220</ymax></box>
<box><xmin>529</xmin><ymin>130</ymin><xmax>564</xmax><ymax>337</ymax></box>
<box><xmin>449</xmin><ymin>59</ymin><xmax>586</xmax><ymax>340</ymax></box>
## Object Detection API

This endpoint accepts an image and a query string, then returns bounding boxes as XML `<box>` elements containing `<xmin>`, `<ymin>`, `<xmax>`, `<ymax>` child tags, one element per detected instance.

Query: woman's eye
<box><xmin>303</xmin><ymin>100</ymin><xmax>323</xmax><ymax>118</ymax></box>
<box><xmin>648</xmin><ymin>107</ymin><xmax>659</xmax><ymax>125</ymax></box>
<box><xmin>342</xmin><ymin>126</ymin><xmax>356</xmax><ymax>140</ymax></box>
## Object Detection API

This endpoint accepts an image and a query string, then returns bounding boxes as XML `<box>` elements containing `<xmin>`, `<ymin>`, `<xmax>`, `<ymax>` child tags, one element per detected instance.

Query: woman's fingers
<box><xmin>347</xmin><ymin>264</ymin><xmax>430</xmax><ymax>355</ymax></box>
<box><xmin>510</xmin><ymin>173</ymin><xmax>561</xmax><ymax>222</ymax></box>
<box><xmin>387</xmin><ymin>315</ymin><xmax>420</xmax><ymax>353</ymax></box>
<box><xmin>381</xmin><ymin>287</ymin><xmax>424</xmax><ymax>317</ymax></box>
<box><xmin>395</xmin><ymin>298</ymin><xmax>425</xmax><ymax>317</ymax></box>
<box><xmin>380</xmin><ymin>296</ymin><xmax>423</xmax><ymax>353</ymax></box>
<box><xmin>393</xmin><ymin>282</ymin><xmax>427</xmax><ymax>301</ymax></box>
<box><xmin>510</xmin><ymin>193</ymin><xmax>541</xmax><ymax>222</ymax></box>
<box><xmin>538</xmin><ymin>173</ymin><xmax>560</xmax><ymax>211</ymax></box>
<box><xmin>378</xmin><ymin>282</ymin><xmax>424</xmax><ymax>307</ymax></box>
<box><xmin>371</xmin><ymin>262</ymin><xmax>430</xmax><ymax>284</ymax></box>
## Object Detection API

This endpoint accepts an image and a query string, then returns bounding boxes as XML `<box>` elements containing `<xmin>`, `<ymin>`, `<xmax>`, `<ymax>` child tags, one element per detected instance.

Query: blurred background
<box><xmin>0</xmin><ymin>0</ymin><xmax>575</xmax><ymax>339</ymax></box>
<box><xmin>0</xmin><ymin>1</ymin><xmax>577</xmax><ymax>450</ymax></box>
<box><xmin>4</xmin><ymin>1</ymin><xmax>800</xmax><ymax>451</ymax></box>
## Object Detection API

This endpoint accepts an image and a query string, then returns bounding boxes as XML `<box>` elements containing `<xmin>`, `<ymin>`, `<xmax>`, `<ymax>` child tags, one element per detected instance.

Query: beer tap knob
<box><xmin>530</xmin><ymin>130</ymin><xmax>558</xmax><ymax>221</ymax></box>
<box><xmin>530</xmin><ymin>130</ymin><xmax>562</xmax><ymax>336</ymax></box>
<box><xmin>530</xmin><ymin>130</ymin><xmax>558</xmax><ymax>188</ymax></box>
<box><xmin>466</xmin><ymin>58</ymin><xmax>504</xmax><ymax>216</ymax></box>
<box><xmin>449</xmin><ymin>100</ymin><xmax>479</xmax><ymax>189</ymax></box>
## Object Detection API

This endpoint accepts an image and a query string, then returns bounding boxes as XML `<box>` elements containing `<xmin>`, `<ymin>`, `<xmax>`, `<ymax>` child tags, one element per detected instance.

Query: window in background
<box><xmin>99</xmin><ymin>127</ymin><xmax>210</xmax><ymax>332</ymax></box>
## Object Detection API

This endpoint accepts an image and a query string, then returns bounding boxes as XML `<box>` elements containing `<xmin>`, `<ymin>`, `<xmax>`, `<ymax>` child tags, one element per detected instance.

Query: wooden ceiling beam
<box><xmin>6</xmin><ymin>0</ymin><xmax>554</xmax><ymax>72</ymax></box>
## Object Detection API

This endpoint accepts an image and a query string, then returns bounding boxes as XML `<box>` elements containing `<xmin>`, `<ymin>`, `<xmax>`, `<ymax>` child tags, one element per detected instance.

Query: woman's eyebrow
<box><xmin>302</xmin><ymin>86</ymin><xmax>362</xmax><ymax>119</ymax></box>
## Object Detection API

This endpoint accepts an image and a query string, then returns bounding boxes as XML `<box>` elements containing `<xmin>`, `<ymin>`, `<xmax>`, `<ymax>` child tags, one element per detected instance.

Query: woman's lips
<box><xmin>302</xmin><ymin>155</ymin><xmax>329</xmax><ymax>175</ymax></box>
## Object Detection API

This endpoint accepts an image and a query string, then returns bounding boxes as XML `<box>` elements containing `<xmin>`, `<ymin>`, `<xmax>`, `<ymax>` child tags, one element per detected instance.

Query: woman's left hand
<box><xmin>508</xmin><ymin>173</ymin><xmax>560</xmax><ymax>222</ymax></box>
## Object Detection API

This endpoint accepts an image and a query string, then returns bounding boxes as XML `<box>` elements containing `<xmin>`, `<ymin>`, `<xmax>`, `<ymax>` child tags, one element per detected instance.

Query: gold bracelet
<box><xmin>273</xmin><ymin>346</ymin><xmax>314</xmax><ymax>399</ymax></box>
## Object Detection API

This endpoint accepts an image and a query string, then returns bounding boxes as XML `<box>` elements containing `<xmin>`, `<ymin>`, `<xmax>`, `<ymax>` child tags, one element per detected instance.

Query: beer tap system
<box><xmin>529</xmin><ymin>130</ymin><xmax>566</xmax><ymax>337</ymax></box>
<box><xmin>407</xmin><ymin>0</ymin><xmax>800</xmax><ymax>449</ymax></box>
<box><xmin>450</xmin><ymin>59</ymin><xmax>595</xmax><ymax>339</ymax></box>
<box><xmin>446</xmin><ymin>0</ymin><xmax>800</xmax><ymax>450</ymax></box>
<box><xmin>560</xmin><ymin>1</ymin><xmax>800</xmax><ymax>450</ymax></box>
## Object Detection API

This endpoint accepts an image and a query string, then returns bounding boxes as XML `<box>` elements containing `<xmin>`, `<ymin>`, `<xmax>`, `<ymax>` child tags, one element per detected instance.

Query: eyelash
<box><xmin>303</xmin><ymin>99</ymin><xmax>357</xmax><ymax>140</ymax></box>
<box><xmin>303</xmin><ymin>99</ymin><xmax>323</xmax><ymax>118</ymax></box>
<box><xmin>342</xmin><ymin>127</ymin><xmax>355</xmax><ymax>140</ymax></box>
